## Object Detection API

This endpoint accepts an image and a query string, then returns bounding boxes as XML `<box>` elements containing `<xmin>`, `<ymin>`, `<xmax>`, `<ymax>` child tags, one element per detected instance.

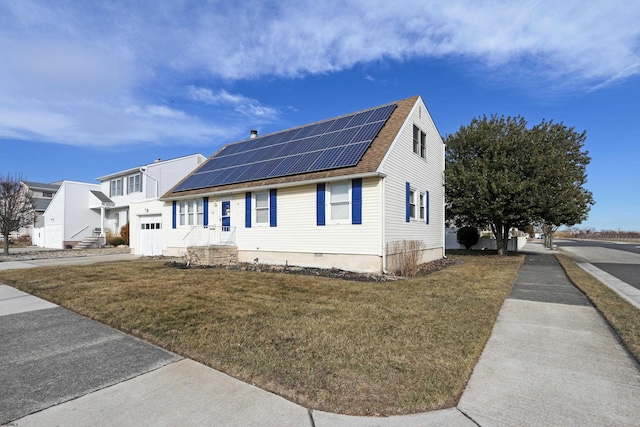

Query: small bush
<box><xmin>16</xmin><ymin>234</ymin><xmax>32</xmax><ymax>244</ymax></box>
<box><xmin>457</xmin><ymin>226</ymin><xmax>480</xmax><ymax>249</ymax></box>
<box><xmin>120</xmin><ymin>221</ymin><xmax>130</xmax><ymax>245</ymax></box>
<box><xmin>109</xmin><ymin>236</ymin><xmax>126</xmax><ymax>246</ymax></box>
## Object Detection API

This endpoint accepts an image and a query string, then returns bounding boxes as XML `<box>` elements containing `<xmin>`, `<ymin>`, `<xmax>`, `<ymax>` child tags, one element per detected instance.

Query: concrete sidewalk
<box><xmin>2</xmin><ymin>243</ymin><xmax>640</xmax><ymax>426</ymax></box>
<box><xmin>0</xmin><ymin>253</ymin><xmax>140</xmax><ymax>271</ymax></box>
<box><xmin>459</xmin><ymin>245</ymin><xmax>640</xmax><ymax>426</ymax></box>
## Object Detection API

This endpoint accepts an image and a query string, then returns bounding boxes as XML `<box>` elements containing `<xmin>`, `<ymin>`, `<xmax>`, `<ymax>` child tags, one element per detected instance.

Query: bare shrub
<box><xmin>120</xmin><ymin>221</ymin><xmax>130</xmax><ymax>245</ymax></box>
<box><xmin>386</xmin><ymin>240</ymin><xmax>425</xmax><ymax>277</ymax></box>
<box><xmin>16</xmin><ymin>234</ymin><xmax>32</xmax><ymax>244</ymax></box>
<box><xmin>104</xmin><ymin>229</ymin><xmax>126</xmax><ymax>246</ymax></box>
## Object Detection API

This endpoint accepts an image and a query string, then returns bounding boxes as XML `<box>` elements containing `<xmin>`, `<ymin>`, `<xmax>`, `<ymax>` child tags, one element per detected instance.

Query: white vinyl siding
<box><xmin>42</xmin><ymin>181</ymin><xmax>102</xmax><ymax>249</ymax></box>
<box><xmin>236</xmin><ymin>178</ymin><xmax>382</xmax><ymax>256</ymax></box>
<box><xmin>379</xmin><ymin>98</ymin><xmax>444</xmax><ymax>250</ymax></box>
<box><xmin>99</xmin><ymin>154</ymin><xmax>206</xmax><ymax>208</ymax></box>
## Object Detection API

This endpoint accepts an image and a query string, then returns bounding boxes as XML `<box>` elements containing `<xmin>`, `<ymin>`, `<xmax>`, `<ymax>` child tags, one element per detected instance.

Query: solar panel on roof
<box><xmin>172</xmin><ymin>102</ymin><xmax>397</xmax><ymax>192</ymax></box>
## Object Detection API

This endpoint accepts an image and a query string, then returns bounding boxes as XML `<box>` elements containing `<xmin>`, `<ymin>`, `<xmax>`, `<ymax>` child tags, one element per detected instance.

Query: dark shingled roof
<box><xmin>90</xmin><ymin>190</ymin><xmax>114</xmax><ymax>205</ymax></box>
<box><xmin>31</xmin><ymin>198</ymin><xmax>52</xmax><ymax>212</ymax></box>
<box><xmin>23</xmin><ymin>181</ymin><xmax>60</xmax><ymax>192</ymax></box>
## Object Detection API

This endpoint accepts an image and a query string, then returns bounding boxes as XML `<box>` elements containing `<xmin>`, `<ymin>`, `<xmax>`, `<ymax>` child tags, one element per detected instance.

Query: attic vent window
<box><xmin>413</xmin><ymin>125</ymin><xmax>427</xmax><ymax>159</ymax></box>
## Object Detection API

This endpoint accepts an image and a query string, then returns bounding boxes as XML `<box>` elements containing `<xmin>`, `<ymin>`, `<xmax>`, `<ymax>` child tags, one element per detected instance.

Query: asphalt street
<box><xmin>556</xmin><ymin>239</ymin><xmax>640</xmax><ymax>291</ymax></box>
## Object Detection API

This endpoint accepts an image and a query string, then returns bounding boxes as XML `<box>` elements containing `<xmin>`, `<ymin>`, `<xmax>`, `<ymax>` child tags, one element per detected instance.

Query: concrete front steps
<box><xmin>74</xmin><ymin>237</ymin><xmax>103</xmax><ymax>250</ymax></box>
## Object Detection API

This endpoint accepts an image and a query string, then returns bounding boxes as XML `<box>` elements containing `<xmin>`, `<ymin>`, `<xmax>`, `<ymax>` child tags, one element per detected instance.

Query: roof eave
<box><xmin>161</xmin><ymin>171</ymin><xmax>386</xmax><ymax>201</ymax></box>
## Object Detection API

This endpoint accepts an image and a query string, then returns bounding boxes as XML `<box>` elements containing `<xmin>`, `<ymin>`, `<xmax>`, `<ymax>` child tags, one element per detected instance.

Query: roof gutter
<box><xmin>161</xmin><ymin>171</ymin><xmax>387</xmax><ymax>201</ymax></box>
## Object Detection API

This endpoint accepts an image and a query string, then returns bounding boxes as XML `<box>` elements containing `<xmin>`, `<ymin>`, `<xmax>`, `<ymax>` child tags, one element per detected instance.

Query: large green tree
<box><xmin>445</xmin><ymin>115</ymin><xmax>593</xmax><ymax>254</ymax></box>
<box><xmin>529</xmin><ymin>120</ymin><xmax>594</xmax><ymax>248</ymax></box>
<box><xmin>0</xmin><ymin>174</ymin><xmax>34</xmax><ymax>255</ymax></box>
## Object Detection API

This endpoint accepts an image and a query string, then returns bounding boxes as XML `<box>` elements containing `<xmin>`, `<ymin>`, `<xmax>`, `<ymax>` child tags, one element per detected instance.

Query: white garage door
<box><xmin>44</xmin><ymin>224</ymin><xmax>63</xmax><ymax>249</ymax></box>
<box><xmin>139</xmin><ymin>215</ymin><xmax>162</xmax><ymax>256</ymax></box>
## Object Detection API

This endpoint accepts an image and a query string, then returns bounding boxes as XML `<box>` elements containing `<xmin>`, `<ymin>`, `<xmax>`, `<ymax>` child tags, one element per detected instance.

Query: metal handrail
<box><xmin>183</xmin><ymin>225</ymin><xmax>236</xmax><ymax>247</ymax></box>
<box><xmin>69</xmin><ymin>225</ymin><xmax>89</xmax><ymax>239</ymax></box>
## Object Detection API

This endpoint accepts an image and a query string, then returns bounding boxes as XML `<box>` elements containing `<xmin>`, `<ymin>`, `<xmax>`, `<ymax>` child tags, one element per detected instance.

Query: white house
<box><xmin>42</xmin><ymin>181</ymin><xmax>104</xmax><ymax>249</ymax></box>
<box><xmin>19</xmin><ymin>181</ymin><xmax>60</xmax><ymax>246</ymax></box>
<box><xmin>96</xmin><ymin>154</ymin><xmax>206</xmax><ymax>236</ymax></box>
<box><xmin>38</xmin><ymin>154</ymin><xmax>205</xmax><ymax>249</ymax></box>
<box><xmin>133</xmin><ymin>96</ymin><xmax>445</xmax><ymax>273</ymax></box>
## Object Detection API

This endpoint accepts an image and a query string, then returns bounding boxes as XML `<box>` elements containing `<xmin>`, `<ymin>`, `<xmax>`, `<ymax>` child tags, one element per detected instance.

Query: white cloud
<box><xmin>0</xmin><ymin>0</ymin><xmax>638</xmax><ymax>146</ymax></box>
<box><xmin>188</xmin><ymin>87</ymin><xmax>278</xmax><ymax>119</ymax></box>
<box><xmin>0</xmin><ymin>97</ymin><xmax>235</xmax><ymax>147</ymax></box>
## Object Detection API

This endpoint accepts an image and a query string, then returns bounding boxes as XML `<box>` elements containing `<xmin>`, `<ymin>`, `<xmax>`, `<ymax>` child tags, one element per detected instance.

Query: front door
<box><xmin>220</xmin><ymin>200</ymin><xmax>232</xmax><ymax>243</ymax></box>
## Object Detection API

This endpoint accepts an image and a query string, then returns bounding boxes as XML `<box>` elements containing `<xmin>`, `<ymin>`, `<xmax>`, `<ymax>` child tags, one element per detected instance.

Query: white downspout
<box><xmin>100</xmin><ymin>205</ymin><xmax>105</xmax><ymax>237</ymax></box>
<box><xmin>381</xmin><ymin>177</ymin><xmax>387</xmax><ymax>273</ymax></box>
<box><xmin>442</xmin><ymin>142</ymin><xmax>447</xmax><ymax>258</ymax></box>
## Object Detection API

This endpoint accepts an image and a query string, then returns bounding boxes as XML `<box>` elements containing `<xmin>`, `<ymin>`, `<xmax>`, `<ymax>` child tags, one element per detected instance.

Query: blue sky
<box><xmin>1</xmin><ymin>1</ymin><xmax>639</xmax><ymax>231</ymax></box>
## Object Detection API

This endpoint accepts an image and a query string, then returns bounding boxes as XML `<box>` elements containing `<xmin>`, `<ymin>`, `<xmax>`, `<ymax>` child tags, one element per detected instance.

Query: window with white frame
<box><xmin>110</xmin><ymin>178</ymin><xmax>123</xmax><ymax>197</ymax></box>
<box><xmin>329</xmin><ymin>181</ymin><xmax>350</xmax><ymax>222</ymax></box>
<box><xmin>413</xmin><ymin>125</ymin><xmax>427</xmax><ymax>159</ymax></box>
<box><xmin>178</xmin><ymin>199</ymin><xmax>203</xmax><ymax>226</ymax></box>
<box><xmin>419</xmin><ymin>192</ymin><xmax>425</xmax><ymax>220</ymax></box>
<box><xmin>409</xmin><ymin>188</ymin><xmax>417</xmax><ymax>219</ymax></box>
<box><xmin>255</xmin><ymin>191</ymin><xmax>269</xmax><ymax>224</ymax></box>
<box><xmin>128</xmin><ymin>174</ymin><xmax>141</xmax><ymax>194</ymax></box>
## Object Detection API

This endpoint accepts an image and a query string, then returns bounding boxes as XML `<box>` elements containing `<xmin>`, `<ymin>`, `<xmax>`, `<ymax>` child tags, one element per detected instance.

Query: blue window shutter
<box><xmin>269</xmin><ymin>189</ymin><xmax>277</xmax><ymax>227</ymax></box>
<box><xmin>245</xmin><ymin>192</ymin><xmax>252</xmax><ymax>228</ymax></box>
<box><xmin>405</xmin><ymin>182</ymin><xmax>411</xmax><ymax>222</ymax></box>
<box><xmin>425</xmin><ymin>190</ymin><xmax>430</xmax><ymax>225</ymax></box>
<box><xmin>352</xmin><ymin>178</ymin><xmax>362</xmax><ymax>224</ymax></box>
<box><xmin>172</xmin><ymin>201</ymin><xmax>177</xmax><ymax>229</ymax></box>
<box><xmin>317</xmin><ymin>183</ymin><xmax>325</xmax><ymax>226</ymax></box>
<box><xmin>203</xmin><ymin>197</ymin><xmax>209</xmax><ymax>227</ymax></box>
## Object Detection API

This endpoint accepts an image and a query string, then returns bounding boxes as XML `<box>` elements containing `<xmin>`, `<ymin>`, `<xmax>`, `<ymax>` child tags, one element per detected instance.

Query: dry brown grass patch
<box><xmin>0</xmin><ymin>255</ymin><xmax>523</xmax><ymax>415</ymax></box>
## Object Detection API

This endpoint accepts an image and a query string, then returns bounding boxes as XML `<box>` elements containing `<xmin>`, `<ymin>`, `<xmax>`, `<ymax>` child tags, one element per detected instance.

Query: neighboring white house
<box><xmin>135</xmin><ymin>96</ymin><xmax>445</xmax><ymax>273</ymax></box>
<box><xmin>20</xmin><ymin>181</ymin><xmax>61</xmax><ymax>246</ymax></box>
<box><xmin>42</xmin><ymin>181</ymin><xmax>105</xmax><ymax>249</ymax></box>
<box><xmin>96</xmin><ymin>154</ymin><xmax>206</xmax><ymax>236</ymax></box>
<box><xmin>37</xmin><ymin>154</ymin><xmax>206</xmax><ymax>249</ymax></box>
